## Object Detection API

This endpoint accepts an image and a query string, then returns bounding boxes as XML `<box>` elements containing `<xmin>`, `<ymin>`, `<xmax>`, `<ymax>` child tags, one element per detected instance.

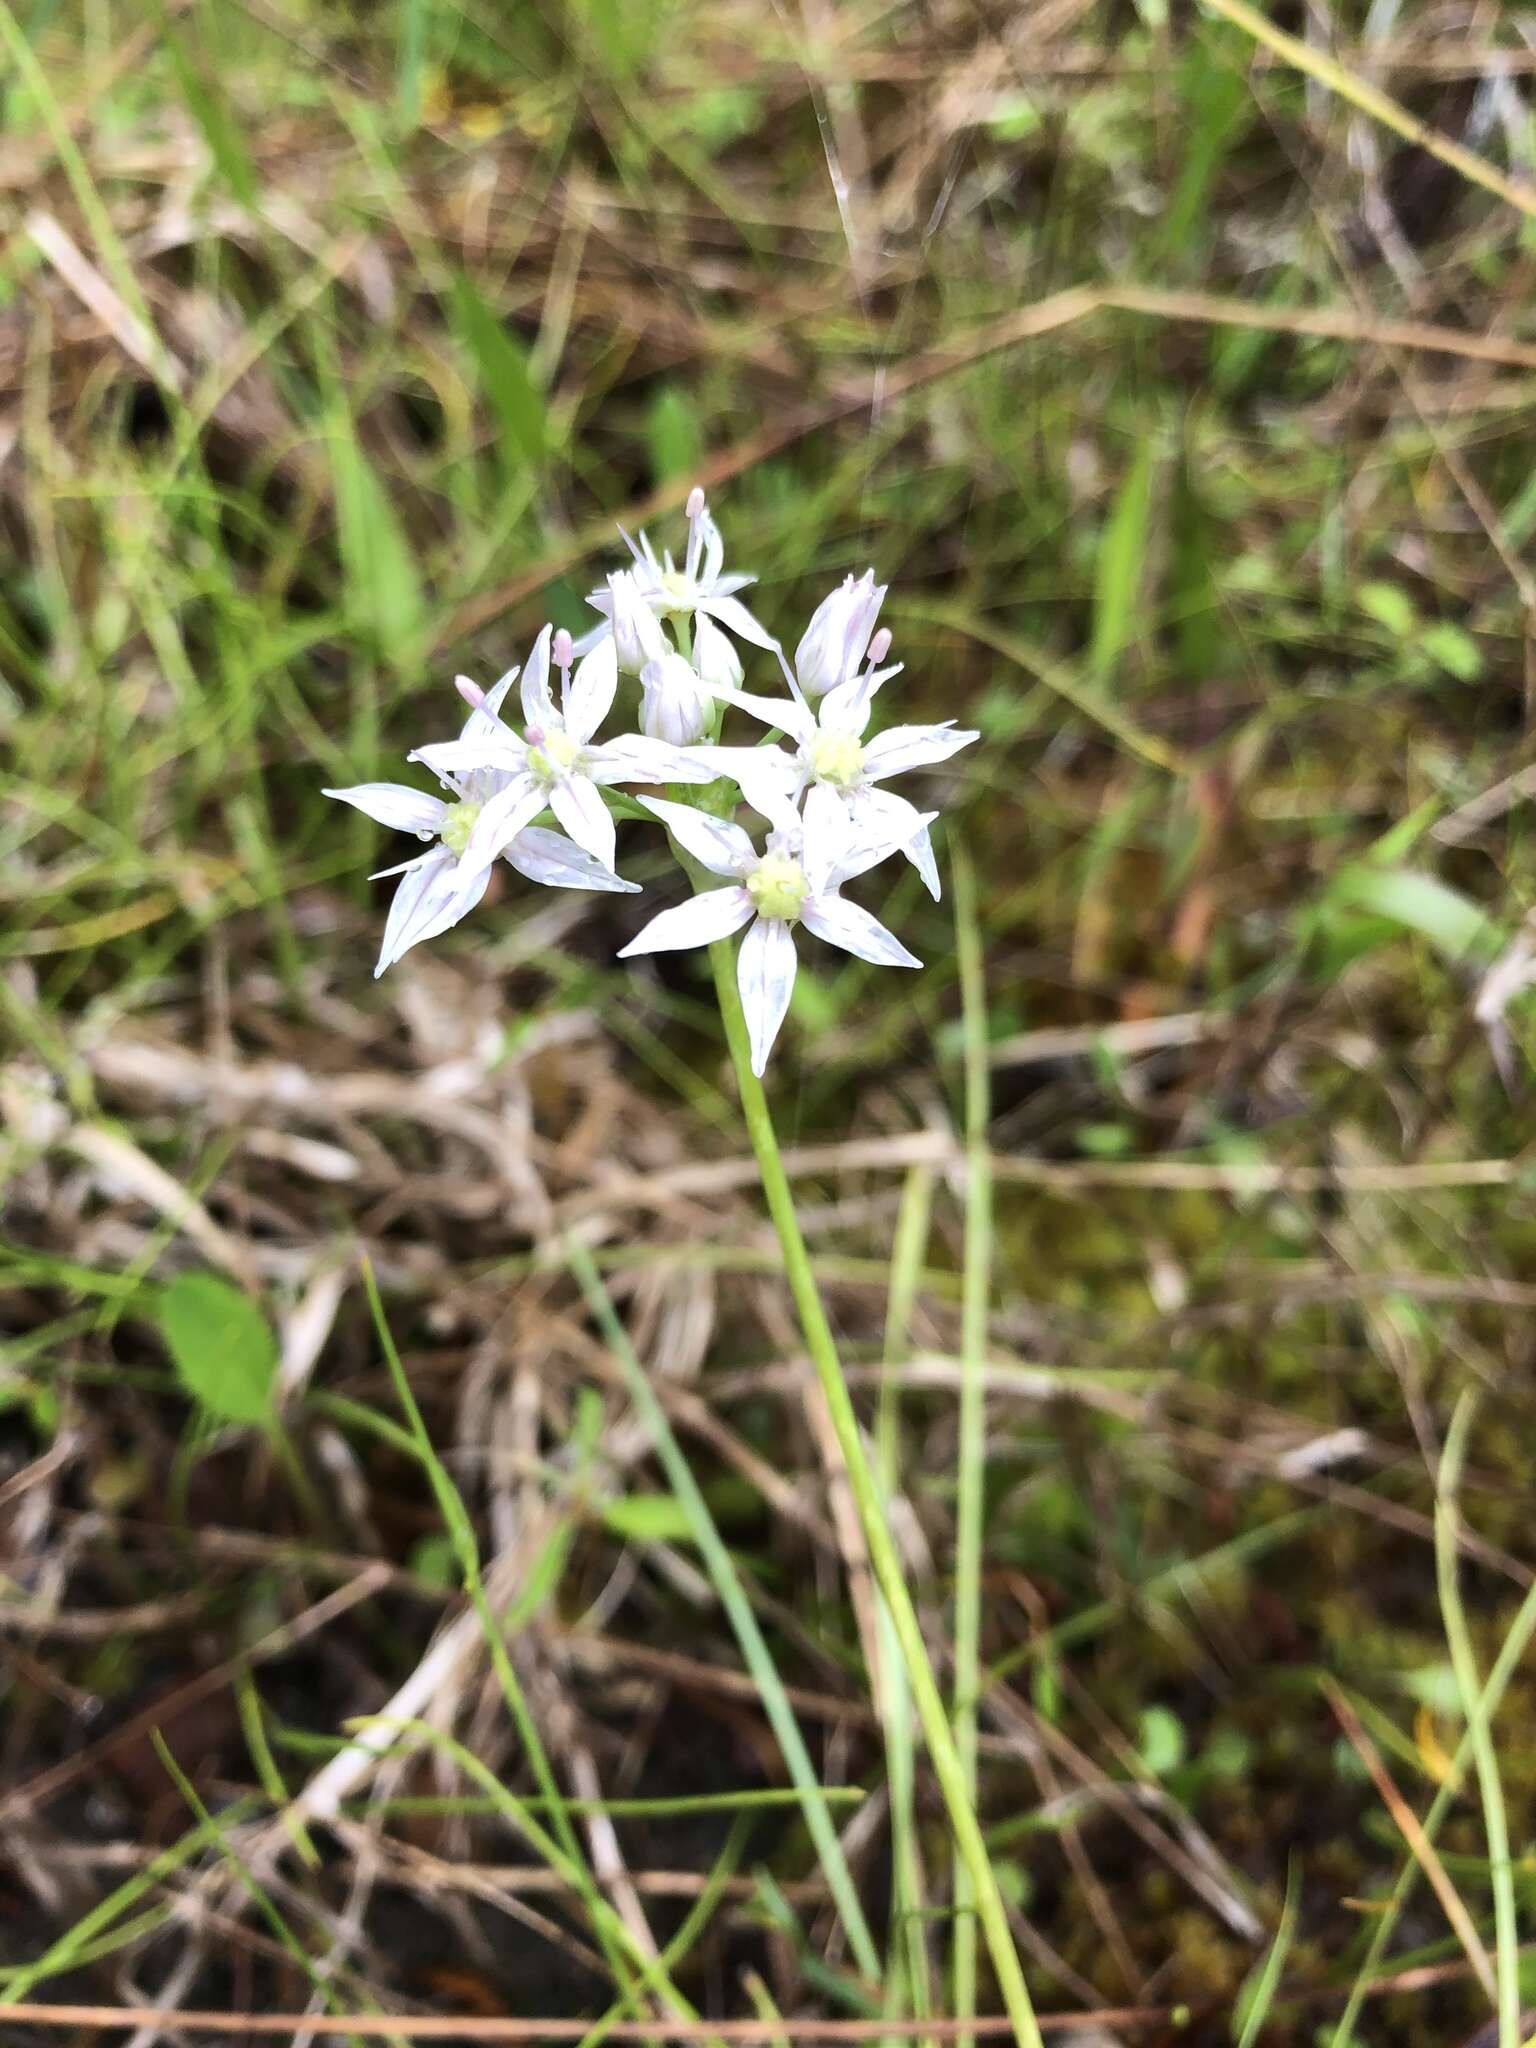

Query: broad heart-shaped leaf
<box><xmin>157</xmin><ymin>1271</ymin><xmax>278</xmax><ymax>1425</ymax></box>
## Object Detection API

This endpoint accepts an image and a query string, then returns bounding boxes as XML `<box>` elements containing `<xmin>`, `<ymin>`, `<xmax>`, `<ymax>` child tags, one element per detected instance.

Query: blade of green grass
<box><xmin>950</xmin><ymin>845</ymin><xmax>991</xmax><ymax>2033</ymax></box>
<box><xmin>1437</xmin><ymin>1395</ymin><xmax>1521</xmax><ymax>2048</ymax></box>
<box><xmin>566</xmin><ymin>1235</ymin><xmax>884</xmax><ymax>1986</ymax></box>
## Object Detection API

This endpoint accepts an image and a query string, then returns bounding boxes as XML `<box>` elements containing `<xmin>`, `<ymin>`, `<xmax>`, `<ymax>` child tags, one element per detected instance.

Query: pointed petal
<box><xmin>736</xmin><ymin>915</ymin><xmax>798</xmax><ymax>1075</ymax></box>
<box><xmin>801</xmin><ymin>892</ymin><xmax>920</xmax><ymax>970</ymax></box>
<box><xmin>819</xmin><ymin>660</ymin><xmax>902</xmax><ymax>738</ymax></box>
<box><xmin>617</xmin><ymin>886</ymin><xmax>755</xmax><ymax>957</ymax></box>
<box><xmin>862</xmin><ymin>722</ymin><xmax>978</xmax><ymax>780</ymax></box>
<box><xmin>548</xmin><ymin>775</ymin><xmax>616</xmax><ymax>871</ymax></box>
<box><xmin>519</xmin><ymin>625</ymin><xmax>556</xmax><ymax>728</ymax></box>
<box><xmin>463</xmin><ymin>774</ymin><xmax>544</xmax><ymax>869</ymax></box>
<box><xmin>504</xmin><ymin>826</ymin><xmax>640</xmax><ymax>893</ymax></box>
<box><xmin>324</xmin><ymin>783</ymin><xmax>446</xmax><ymax>835</ymax></box>
<box><xmin>410</xmin><ymin>733</ymin><xmax>525</xmax><ymax>780</ymax></box>
<box><xmin>565</xmin><ymin>634</ymin><xmax>619</xmax><ymax>743</ymax></box>
<box><xmin>708</xmin><ymin>682</ymin><xmax>814</xmax><ymax>742</ymax></box>
<box><xmin>902</xmin><ymin>820</ymin><xmax>941</xmax><ymax>901</ymax></box>
<box><xmin>480</xmin><ymin>662</ymin><xmax>522</xmax><ymax>721</ymax></box>
<box><xmin>697</xmin><ymin>510</ymin><xmax>724</xmax><ymax>586</ymax></box>
<box><xmin>376</xmin><ymin>850</ymin><xmax>491</xmax><ymax>975</ymax></box>
<box><xmin>633</xmin><ymin>795</ymin><xmax>756</xmax><ymax>876</ymax></box>
<box><xmin>835</xmin><ymin>787</ymin><xmax>938</xmax><ymax>886</ymax></box>
<box><xmin>800</xmin><ymin>781</ymin><xmax>853</xmax><ymax>890</ymax></box>
<box><xmin>699</xmin><ymin>592</ymin><xmax>779</xmax><ymax>651</ymax></box>
<box><xmin>585</xmin><ymin>735</ymin><xmax>716</xmax><ymax>786</ymax></box>
<box><xmin>689</xmin><ymin>744</ymin><xmax>802</xmax><ymax>824</ymax></box>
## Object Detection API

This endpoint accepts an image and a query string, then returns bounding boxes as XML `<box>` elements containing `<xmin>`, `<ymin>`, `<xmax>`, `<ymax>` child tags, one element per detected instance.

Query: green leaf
<box><xmin>1138</xmin><ymin>1704</ymin><xmax>1187</xmax><ymax>1775</ymax></box>
<box><xmin>1357</xmin><ymin>579</ymin><xmax>1417</xmax><ymax>638</ymax></box>
<box><xmin>1091</xmin><ymin>439</ymin><xmax>1156</xmax><ymax>682</ymax></box>
<box><xmin>157</xmin><ymin>1271</ymin><xmax>278</xmax><ymax>1426</ymax></box>
<box><xmin>449</xmin><ymin>272</ymin><xmax>549</xmax><ymax>470</ymax></box>
<box><xmin>646</xmin><ymin>385</ymin><xmax>702</xmax><ymax>488</ymax></box>
<box><xmin>330</xmin><ymin>433</ymin><xmax>425</xmax><ymax>661</ymax></box>
<box><xmin>1326</xmin><ymin>865</ymin><xmax>1499</xmax><ymax>965</ymax></box>
<box><xmin>1418</xmin><ymin>621</ymin><xmax>1482</xmax><ymax>681</ymax></box>
<box><xmin>602</xmin><ymin>1494</ymin><xmax>696</xmax><ymax>1543</ymax></box>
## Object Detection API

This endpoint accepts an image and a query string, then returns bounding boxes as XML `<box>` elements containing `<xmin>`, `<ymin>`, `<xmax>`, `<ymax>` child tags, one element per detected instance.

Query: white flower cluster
<box><xmin>326</xmin><ymin>490</ymin><xmax>976</xmax><ymax>1072</ymax></box>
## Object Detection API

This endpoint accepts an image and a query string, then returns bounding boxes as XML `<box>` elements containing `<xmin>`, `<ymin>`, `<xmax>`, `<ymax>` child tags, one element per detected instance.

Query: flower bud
<box><xmin>608</xmin><ymin>570</ymin><xmax>668</xmax><ymax>675</ymax></box>
<box><xmin>640</xmin><ymin>653</ymin><xmax>712</xmax><ymax>747</ymax></box>
<box><xmin>692</xmin><ymin>611</ymin><xmax>743</xmax><ymax>690</ymax></box>
<box><xmin>794</xmin><ymin>569</ymin><xmax>885</xmax><ymax>698</ymax></box>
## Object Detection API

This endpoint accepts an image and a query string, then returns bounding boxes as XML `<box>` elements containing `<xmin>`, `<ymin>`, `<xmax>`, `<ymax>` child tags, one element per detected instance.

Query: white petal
<box><xmin>818</xmin><ymin>660</ymin><xmax>901</xmax><ymax>738</ymax></box>
<box><xmin>617</xmin><ymin>886</ymin><xmax>755</xmax><ymax>957</ymax></box>
<box><xmin>708</xmin><ymin>682</ymin><xmax>814</xmax><ymax>742</ymax></box>
<box><xmin>462</xmin><ymin>774</ymin><xmax>545</xmax><ymax>870</ymax></box>
<box><xmin>586</xmin><ymin>735</ymin><xmax>716</xmax><ymax>786</ymax></box>
<box><xmin>549</xmin><ymin>775</ymin><xmax>616</xmax><ymax>871</ymax></box>
<box><xmin>862</xmin><ymin>722</ymin><xmax>978</xmax><ymax>780</ymax></box>
<box><xmin>634</xmin><ymin>795</ymin><xmax>756</xmax><ymax>876</ymax></box>
<box><xmin>504</xmin><ymin>826</ymin><xmax>640</xmax><ymax>893</ymax></box>
<box><xmin>565</xmin><ymin>635</ymin><xmax>619</xmax><ymax>744</ymax></box>
<box><xmin>690</xmin><ymin>745</ymin><xmax>802</xmax><ymax>824</ymax></box>
<box><xmin>376</xmin><ymin>850</ymin><xmax>490</xmax><ymax>976</ymax></box>
<box><xmin>736</xmin><ymin>915</ymin><xmax>798</xmax><ymax>1075</ymax></box>
<box><xmin>697</xmin><ymin>509</ymin><xmax>724</xmax><ymax>586</ymax></box>
<box><xmin>800</xmin><ymin>782</ymin><xmax>853</xmax><ymax>890</ymax></box>
<box><xmin>692</xmin><ymin>611</ymin><xmax>742</xmax><ymax>690</ymax></box>
<box><xmin>902</xmin><ymin>820</ymin><xmax>941</xmax><ymax>901</ymax></box>
<box><xmin>837</xmin><ymin>787</ymin><xmax>938</xmax><ymax>885</ymax></box>
<box><xmin>800</xmin><ymin>893</ymin><xmax>920</xmax><ymax>970</ymax></box>
<box><xmin>410</xmin><ymin>733</ymin><xmax>524</xmax><ymax>780</ymax></box>
<box><xmin>324</xmin><ymin>783</ymin><xmax>446</xmax><ymax>835</ymax></box>
<box><xmin>519</xmin><ymin>624</ymin><xmax>556</xmax><ymax>728</ymax></box>
<box><xmin>699</xmin><ymin>592</ymin><xmax>779</xmax><ymax>651</ymax></box>
<box><xmin>481</xmin><ymin>662</ymin><xmax>522</xmax><ymax>721</ymax></box>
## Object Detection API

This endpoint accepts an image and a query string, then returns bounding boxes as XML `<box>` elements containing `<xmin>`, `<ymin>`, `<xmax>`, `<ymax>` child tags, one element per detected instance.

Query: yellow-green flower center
<box><xmin>528</xmin><ymin>729</ymin><xmax>582</xmax><ymax>781</ymax></box>
<box><xmin>747</xmin><ymin>854</ymin><xmax>808</xmax><ymax>921</ymax></box>
<box><xmin>656</xmin><ymin>567</ymin><xmax>697</xmax><ymax>614</ymax></box>
<box><xmin>808</xmin><ymin>730</ymin><xmax>864</xmax><ymax>788</ymax></box>
<box><xmin>439</xmin><ymin>800</ymin><xmax>482</xmax><ymax>857</ymax></box>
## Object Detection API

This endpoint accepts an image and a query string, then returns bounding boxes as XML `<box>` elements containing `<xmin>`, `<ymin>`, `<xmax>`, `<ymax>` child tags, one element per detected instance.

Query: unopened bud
<box><xmin>640</xmin><ymin>653</ymin><xmax>711</xmax><ymax>747</ymax></box>
<box><xmin>794</xmin><ymin>570</ymin><xmax>886</xmax><ymax>698</ymax></box>
<box><xmin>609</xmin><ymin>571</ymin><xmax>668</xmax><ymax>675</ymax></box>
<box><xmin>693</xmin><ymin>611</ymin><xmax>743</xmax><ymax>690</ymax></box>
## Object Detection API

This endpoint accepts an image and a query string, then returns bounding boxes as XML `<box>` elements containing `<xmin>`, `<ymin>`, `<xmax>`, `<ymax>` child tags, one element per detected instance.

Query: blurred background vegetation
<box><xmin>4</xmin><ymin>2</ymin><xmax>1536</xmax><ymax>2042</ymax></box>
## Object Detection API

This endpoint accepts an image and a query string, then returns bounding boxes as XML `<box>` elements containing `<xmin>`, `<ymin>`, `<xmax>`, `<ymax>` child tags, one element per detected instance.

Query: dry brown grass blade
<box><xmin>1324</xmin><ymin>1681</ymin><xmax>1497</xmax><ymax>2004</ymax></box>
<box><xmin>0</xmin><ymin>2008</ymin><xmax>1173</xmax><ymax>2039</ymax></box>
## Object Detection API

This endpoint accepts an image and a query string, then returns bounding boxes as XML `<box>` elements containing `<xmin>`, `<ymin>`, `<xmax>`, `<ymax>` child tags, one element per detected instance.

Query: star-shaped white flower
<box><xmin>582</xmin><ymin>488</ymin><xmax>777</xmax><ymax>666</ymax></box>
<box><xmin>702</xmin><ymin>651</ymin><xmax>975</xmax><ymax>901</ymax></box>
<box><xmin>618</xmin><ymin>795</ymin><xmax>926</xmax><ymax>1075</ymax></box>
<box><xmin>324</xmin><ymin>668</ymin><xmax>641</xmax><ymax>978</ymax></box>
<box><xmin>407</xmin><ymin>625</ymin><xmax>713</xmax><ymax>876</ymax></box>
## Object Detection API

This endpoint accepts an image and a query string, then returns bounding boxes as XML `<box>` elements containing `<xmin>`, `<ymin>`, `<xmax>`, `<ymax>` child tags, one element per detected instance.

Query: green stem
<box><xmin>950</xmin><ymin>847</ymin><xmax>991</xmax><ymax>2034</ymax></box>
<box><xmin>707</xmin><ymin>939</ymin><xmax>1042</xmax><ymax>2048</ymax></box>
